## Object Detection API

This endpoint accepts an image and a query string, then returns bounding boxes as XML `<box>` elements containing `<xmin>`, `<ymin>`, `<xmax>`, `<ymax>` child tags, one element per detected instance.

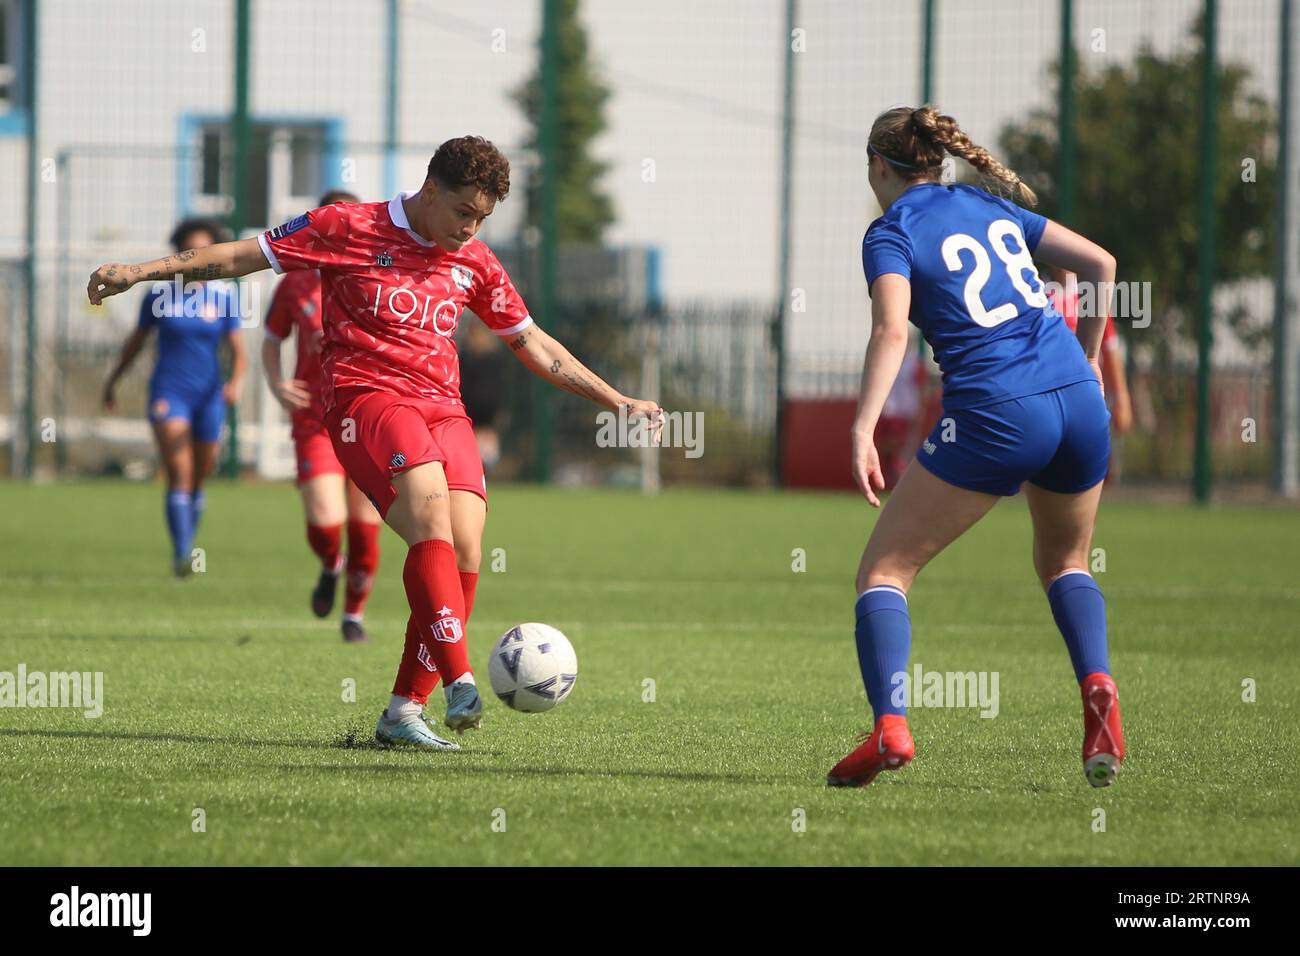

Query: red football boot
<box><xmin>827</xmin><ymin>714</ymin><xmax>915</xmax><ymax>788</ymax></box>
<box><xmin>1081</xmin><ymin>672</ymin><xmax>1125</xmax><ymax>788</ymax></box>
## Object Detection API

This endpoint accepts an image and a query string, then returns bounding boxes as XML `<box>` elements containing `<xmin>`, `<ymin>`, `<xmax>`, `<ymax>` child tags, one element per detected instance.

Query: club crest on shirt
<box><xmin>376</xmin><ymin>252</ymin><xmax>393</xmax><ymax>267</ymax></box>
<box><xmin>390</xmin><ymin>452</ymin><xmax>406</xmax><ymax>469</ymax></box>
<box><xmin>451</xmin><ymin>265</ymin><xmax>474</xmax><ymax>290</ymax></box>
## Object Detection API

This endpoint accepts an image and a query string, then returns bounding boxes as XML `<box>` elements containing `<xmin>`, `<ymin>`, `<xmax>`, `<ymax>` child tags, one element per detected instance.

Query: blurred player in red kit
<box><xmin>261</xmin><ymin>189</ymin><xmax>382</xmax><ymax>643</ymax></box>
<box><xmin>88</xmin><ymin>136</ymin><xmax>662</xmax><ymax>750</ymax></box>
<box><xmin>872</xmin><ymin>342</ymin><xmax>932</xmax><ymax>490</ymax></box>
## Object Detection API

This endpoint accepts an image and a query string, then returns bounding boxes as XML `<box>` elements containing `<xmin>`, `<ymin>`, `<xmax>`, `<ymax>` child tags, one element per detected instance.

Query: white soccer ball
<box><xmin>487</xmin><ymin>623</ymin><xmax>578</xmax><ymax>713</ymax></box>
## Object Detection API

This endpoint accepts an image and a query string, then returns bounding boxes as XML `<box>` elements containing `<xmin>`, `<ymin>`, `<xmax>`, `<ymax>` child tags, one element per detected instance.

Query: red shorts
<box><xmin>291</xmin><ymin>411</ymin><xmax>346</xmax><ymax>486</ymax></box>
<box><xmin>324</xmin><ymin>389</ymin><xmax>485</xmax><ymax>517</ymax></box>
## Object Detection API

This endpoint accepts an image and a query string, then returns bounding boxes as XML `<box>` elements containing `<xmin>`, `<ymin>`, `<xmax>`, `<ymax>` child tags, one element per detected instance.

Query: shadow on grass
<box><xmin>0</xmin><ymin>726</ymin><xmax>799</xmax><ymax>785</ymax></box>
<box><xmin>0</xmin><ymin>725</ymin><xmax>379</xmax><ymax>753</ymax></box>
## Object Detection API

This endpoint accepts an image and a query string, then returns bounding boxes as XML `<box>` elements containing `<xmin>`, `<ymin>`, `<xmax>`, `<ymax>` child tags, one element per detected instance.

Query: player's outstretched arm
<box><xmin>86</xmin><ymin>236</ymin><xmax>271</xmax><ymax>306</ymax></box>
<box><xmin>504</xmin><ymin>323</ymin><xmax>663</xmax><ymax>432</ymax></box>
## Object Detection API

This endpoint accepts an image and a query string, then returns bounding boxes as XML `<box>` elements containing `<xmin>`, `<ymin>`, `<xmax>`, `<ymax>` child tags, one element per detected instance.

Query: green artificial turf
<box><xmin>1</xmin><ymin>480</ymin><xmax>1297</xmax><ymax>865</ymax></box>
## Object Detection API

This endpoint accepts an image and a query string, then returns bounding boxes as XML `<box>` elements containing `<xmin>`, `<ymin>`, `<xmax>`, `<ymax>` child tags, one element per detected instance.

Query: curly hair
<box><xmin>868</xmin><ymin>105</ymin><xmax>1037</xmax><ymax>206</ymax></box>
<box><xmin>427</xmin><ymin>135</ymin><xmax>511</xmax><ymax>201</ymax></box>
<box><xmin>169</xmin><ymin>216</ymin><xmax>229</xmax><ymax>251</ymax></box>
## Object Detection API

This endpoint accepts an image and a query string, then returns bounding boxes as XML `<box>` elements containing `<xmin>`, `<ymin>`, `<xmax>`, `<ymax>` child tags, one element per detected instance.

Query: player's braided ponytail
<box><xmin>910</xmin><ymin>106</ymin><xmax>1037</xmax><ymax>205</ymax></box>
<box><xmin>868</xmin><ymin>105</ymin><xmax>1037</xmax><ymax>206</ymax></box>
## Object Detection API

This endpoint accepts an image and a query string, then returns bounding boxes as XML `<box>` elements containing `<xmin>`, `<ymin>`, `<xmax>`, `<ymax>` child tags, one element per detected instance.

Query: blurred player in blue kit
<box><xmin>103</xmin><ymin>218</ymin><xmax>247</xmax><ymax>576</ymax></box>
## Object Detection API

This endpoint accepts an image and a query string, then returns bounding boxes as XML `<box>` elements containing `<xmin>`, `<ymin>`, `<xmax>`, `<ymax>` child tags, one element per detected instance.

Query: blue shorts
<box><xmin>916</xmin><ymin>380</ymin><xmax>1110</xmax><ymax>496</ymax></box>
<box><xmin>148</xmin><ymin>389</ymin><xmax>226</xmax><ymax>444</ymax></box>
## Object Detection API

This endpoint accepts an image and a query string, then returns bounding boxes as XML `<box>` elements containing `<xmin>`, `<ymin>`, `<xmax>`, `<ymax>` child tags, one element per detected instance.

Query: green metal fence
<box><xmin>2</xmin><ymin>0</ymin><xmax>1294</xmax><ymax>497</ymax></box>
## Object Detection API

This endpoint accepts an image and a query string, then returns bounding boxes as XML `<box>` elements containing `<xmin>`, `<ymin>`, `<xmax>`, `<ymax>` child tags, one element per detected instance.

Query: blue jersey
<box><xmin>137</xmin><ymin>280</ymin><xmax>241</xmax><ymax>399</ymax></box>
<box><xmin>861</xmin><ymin>183</ymin><xmax>1093</xmax><ymax>410</ymax></box>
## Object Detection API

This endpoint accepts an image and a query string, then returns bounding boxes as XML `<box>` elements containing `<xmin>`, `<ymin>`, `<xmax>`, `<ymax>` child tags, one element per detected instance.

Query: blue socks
<box><xmin>165</xmin><ymin>490</ymin><xmax>194</xmax><ymax>564</ymax></box>
<box><xmin>854</xmin><ymin>585</ymin><xmax>912</xmax><ymax>719</ymax></box>
<box><xmin>191</xmin><ymin>490</ymin><xmax>207</xmax><ymax>533</ymax></box>
<box><xmin>1047</xmin><ymin>571</ymin><xmax>1110</xmax><ymax>683</ymax></box>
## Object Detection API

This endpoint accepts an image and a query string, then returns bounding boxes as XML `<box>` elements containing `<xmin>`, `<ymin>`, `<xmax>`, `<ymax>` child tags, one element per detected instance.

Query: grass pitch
<box><xmin>1</xmin><ymin>479</ymin><xmax>1297</xmax><ymax>866</ymax></box>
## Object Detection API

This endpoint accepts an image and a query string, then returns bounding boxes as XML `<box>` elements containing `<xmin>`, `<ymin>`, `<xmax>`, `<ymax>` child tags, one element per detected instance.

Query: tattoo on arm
<box><xmin>549</xmin><ymin>359</ymin><xmax>561</xmax><ymax>374</ymax></box>
<box><xmin>507</xmin><ymin>332</ymin><xmax>530</xmax><ymax>352</ymax></box>
<box><xmin>559</xmin><ymin>369</ymin><xmax>608</xmax><ymax>403</ymax></box>
<box><xmin>190</xmin><ymin>263</ymin><xmax>224</xmax><ymax>280</ymax></box>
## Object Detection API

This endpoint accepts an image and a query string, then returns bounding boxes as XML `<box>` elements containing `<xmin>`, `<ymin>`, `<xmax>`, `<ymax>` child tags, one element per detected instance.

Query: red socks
<box><xmin>306</xmin><ymin>523</ymin><xmax>342</xmax><ymax>571</ymax></box>
<box><xmin>344</xmin><ymin>521</ymin><xmax>380</xmax><ymax>616</ymax></box>
<box><xmin>394</xmin><ymin>567</ymin><xmax>479</xmax><ymax>702</ymax></box>
<box><xmin>459</xmin><ymin>570</ymin><xmax>479</xmax><ymax>622</ymax></box>
<box><xmin>395</xmin><ymin>540</ymin><xmax>469</xmax><ymax>704</ymax></box>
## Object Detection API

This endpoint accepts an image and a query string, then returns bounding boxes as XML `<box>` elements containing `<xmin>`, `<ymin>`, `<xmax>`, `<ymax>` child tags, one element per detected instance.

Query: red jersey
<box><xmin>258</xmin><ymin>193</ymin><xmax>533</xmax><ymax>411</ymax></box>
<box><xmin>264</xmin><ymin>269</ymin><xmax>327</xmax><ymax>419</ymax></box>
<box><xmin>1051</xmin><ymin>288</ymin><xmax>1118</xmax><ymax>353</ymax></box>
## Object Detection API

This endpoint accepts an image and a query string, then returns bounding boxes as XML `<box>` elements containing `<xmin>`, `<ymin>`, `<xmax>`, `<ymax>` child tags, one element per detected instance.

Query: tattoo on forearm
<box><xmin>190</xmin><ymin>264</ymin><xmax>224</xmax><ymax>280</ymax></box>
<box><xmin>507</xmin><ymin>332</ymin><xmax>530</xmax><ymax>351</ymax></box>
<box><xmin>559</xmin><ymin>369</ymin><xmax>607</xmax><ymax>403</ymax></box>
<box><xmin>549</xmin><ymin>359</ymin><xmax>561</xmax><ymax>374</ymax></box>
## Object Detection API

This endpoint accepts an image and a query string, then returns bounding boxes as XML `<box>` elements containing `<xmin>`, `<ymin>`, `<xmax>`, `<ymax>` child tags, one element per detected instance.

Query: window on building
<box><xmin>0</xmin><ymin>0</ymin><xmax>21</xmax><ymax>112</ymax></box>
<box><xmin>192</xmin><ymin>120</ymin><xmax>332</xmax><ymax>229</ymax></box>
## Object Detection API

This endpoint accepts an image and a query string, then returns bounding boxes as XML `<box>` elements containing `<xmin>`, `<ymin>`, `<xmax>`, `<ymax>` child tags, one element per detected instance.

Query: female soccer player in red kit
<box><xmin>89</xmin><ymin>137</ymin><xmax>663</xmax><ymax>751</ymax></box>
<box><xmin>262</xmin><ymin>189</ymin><xmax>382</xmax><ymax>644</ymax></box>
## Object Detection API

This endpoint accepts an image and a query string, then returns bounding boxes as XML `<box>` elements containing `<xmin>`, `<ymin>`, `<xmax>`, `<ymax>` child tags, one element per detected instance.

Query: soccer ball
<box><xmin>487</xmin><ymin>623</ymin><xmax>578</xmax><ymax>713</ymax></box>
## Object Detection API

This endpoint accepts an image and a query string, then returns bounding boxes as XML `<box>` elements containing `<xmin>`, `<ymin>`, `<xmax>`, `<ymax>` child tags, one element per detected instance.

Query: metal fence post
<box><xmin>1195</xmin><ymin>0</ymin><xmax>1218</xmax><ymax>503</ymax></box>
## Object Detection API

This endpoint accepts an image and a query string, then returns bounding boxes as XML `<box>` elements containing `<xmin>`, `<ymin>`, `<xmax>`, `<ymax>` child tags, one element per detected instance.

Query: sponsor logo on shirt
<box><xmin>268</xmin><ymin>214</ymin><xmax>309</xmax><ymax>240</ymax></box>
<box><xmin>922</xmin><ymin>439</ymin><xmax>937</xmax><ymax>455</ymax></box>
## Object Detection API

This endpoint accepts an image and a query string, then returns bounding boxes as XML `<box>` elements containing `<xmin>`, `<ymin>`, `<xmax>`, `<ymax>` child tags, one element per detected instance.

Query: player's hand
<box><xmin>1088</xmin><ymin>356</ymin><xmax>1106</xmax><ymax>399</ymax></box>
<box><xmin>87</xmin><ymin>264</ymin><xmax>136</xmax><ymax>305</ymax></box>
<box><xmin>852</xmin><ymin>427</ymin><xmax>886</xmax><ymax>507</ymax></box>
<box><xmin>101</xmin><ymin>381</ymin><xmax>117</xmax><ymax>412</ymax></box>
<box><xmin>274</xmin><ymin>378</ymin><xmax>313</xmax><ymax>412</ymax></box>
<box><xmin>621</xmin><ymin>397</ymin><xmax>664</xmax><ymax>445</ymax></box>
<box><xmin>223</xmin><ymin>378</ymin><xmax>244</xmax><ymax>405</ymax></box>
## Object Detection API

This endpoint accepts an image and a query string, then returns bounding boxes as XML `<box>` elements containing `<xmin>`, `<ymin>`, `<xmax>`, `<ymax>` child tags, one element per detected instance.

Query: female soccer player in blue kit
<box><xmin>103</xmin><ymin>218</ymin><xmax>247</xmax><ymax>577</ymax></box>
<box><xmin>828</xmin><ymin>106</ymin><xmax>1126</xmax><ymax>790</ymax></box>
